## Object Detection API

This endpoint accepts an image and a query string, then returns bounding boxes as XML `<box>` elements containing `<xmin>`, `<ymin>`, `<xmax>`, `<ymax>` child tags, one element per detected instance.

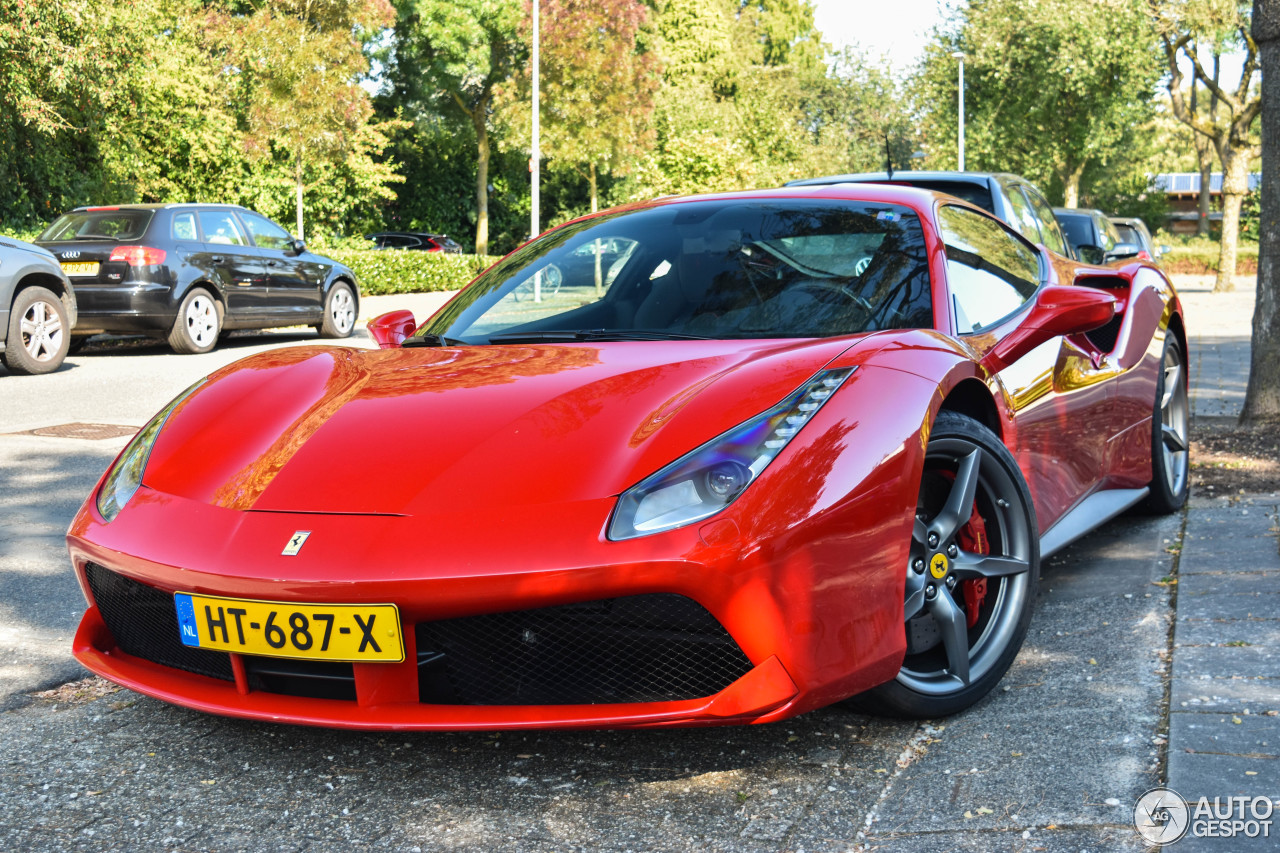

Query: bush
<box><xmin>323</xmin><ymin>250</ymin><xmax>502</xmax><ymax>296</ymax></box>
<box><xmin>1160</xmin><ymin>244</ymin><xmax>1258</xmax><ymax>275</ymax></box>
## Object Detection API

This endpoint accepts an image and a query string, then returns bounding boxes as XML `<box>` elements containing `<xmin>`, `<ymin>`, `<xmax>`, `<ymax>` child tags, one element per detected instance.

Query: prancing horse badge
<box><xmin>282</xmin><ymin>531</ymin><xmax>311</xmax><ymax>556</ymax></box>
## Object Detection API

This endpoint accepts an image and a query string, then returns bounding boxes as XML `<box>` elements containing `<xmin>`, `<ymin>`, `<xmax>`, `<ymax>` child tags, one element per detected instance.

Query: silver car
<box><xmin>1</xmin><ymin>236</ymin><xmax>78</xmax><ymax>375</ymax></box>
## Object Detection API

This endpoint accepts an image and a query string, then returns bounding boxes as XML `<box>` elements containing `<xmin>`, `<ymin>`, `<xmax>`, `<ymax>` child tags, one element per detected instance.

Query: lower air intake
<box><xmin>415</xmin><ymin>594</ymin><xmax>753</xmax><ymax>705</ymax></box>
<box><xmin>84</xmin><ymin>562</ymin><xmax>233</xmax><ymax>682</ymax></box>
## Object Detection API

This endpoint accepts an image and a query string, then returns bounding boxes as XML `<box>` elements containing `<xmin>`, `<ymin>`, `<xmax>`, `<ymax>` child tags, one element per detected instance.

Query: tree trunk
<box><xmin>1060</xmin><ymin>162</ymin><xmax>1085</xmax><ymax>208</ymax></box>
<box><xmin>1195</xmin><ymin>147</ymin><xmax>1214</xmax><ymax>237</ymax></box>
<box><xmin>588</xmin><ymin>162</ymin><xmax>598</xmax><ymax>214</ymax></box>
<box><xmin>473</xmin><ymin>110</ymin><xmax>490</xmax><ymax>257</ymax></box>
<box><xmin>1242</xmin><ymin>0</ymin><xmax>1280</xmax><ymax>423</ymax></box>
<box><xmin>1214</xmin><ymin>149</ymin><xmax>1250</xmax><ymax>292</ymax></box>
<box><xmin>295</xmin><ymin>152</ymin><xmax>305</xmax><ymax>242</ymax></box>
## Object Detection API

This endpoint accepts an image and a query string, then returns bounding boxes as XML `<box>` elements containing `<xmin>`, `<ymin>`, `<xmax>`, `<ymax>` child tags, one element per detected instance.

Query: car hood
<box><xmin>142</xmin><ymin>337</ymin><xmax>881</xmax><ymax>516</ymax></box>
<box><xmin>0</xmin><ymin>236</ymin><xmax>58</xmax><ymax>262</ymax></box>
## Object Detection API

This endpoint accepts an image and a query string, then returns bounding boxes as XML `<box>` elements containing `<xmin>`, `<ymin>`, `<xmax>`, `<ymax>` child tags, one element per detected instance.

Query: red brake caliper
<box><xmin>957</xmin><ymin>505</ymin><xmax>989</xmax><ymax>629</ymax></box>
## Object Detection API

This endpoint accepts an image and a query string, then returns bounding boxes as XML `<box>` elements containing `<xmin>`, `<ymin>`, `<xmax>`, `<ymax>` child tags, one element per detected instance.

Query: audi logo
<box><xmin>62</xmin><ymin>251</ymin><xmax>81</xmax><ymax>259</ymax></box>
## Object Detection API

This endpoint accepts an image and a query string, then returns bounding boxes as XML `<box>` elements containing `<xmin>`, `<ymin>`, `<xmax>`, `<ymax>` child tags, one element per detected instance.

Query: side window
<box><xmin>936</xmin><ymin>205</ymin><xmax>1042</xmax><ymax>334</ymax></box>
<box><xmin>240</xmin><ymin>211</ymin><xmax>293</xmax><ymax>251</ymax></box>
<box><xmin>171</xmin><ymin>213</ymin><xmax>198</xmax><ymax>242</ymax></box>
<box><xmin>1004</xmin><ymin>187</ymin><xmax>1043</xmax><ymax>245</ymax></box>
<box><xmin>1098</xmin><ymin>217</ymin><xmax>1121</xmax><ymax>252</ymax></box>
<box><xmin>1021</xmin><ymin>187</ymin><xmax>1070</xmax><ymax>257</ymax></box>
<box><xmin>198</xmin><ymin>211</ymin><xmax>247</xmax><ymax>246</ymax></box>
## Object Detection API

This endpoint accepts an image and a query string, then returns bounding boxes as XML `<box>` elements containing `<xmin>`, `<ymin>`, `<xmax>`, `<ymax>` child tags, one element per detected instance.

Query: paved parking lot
<box><xmin>0</xmin><ymin>283</ymin><xmax>1272</xmax><ymax>851</ymax></box>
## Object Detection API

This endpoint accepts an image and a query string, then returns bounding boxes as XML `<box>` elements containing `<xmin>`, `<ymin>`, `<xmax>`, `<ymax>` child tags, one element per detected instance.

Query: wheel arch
<box><xmin>325</xmin><ymin>273</ymin><xmax>360</xmax><ymax>316</ymax></box>
<box><xmin>938</xmin><ymin>377</ymin><xmax>1003</xmax><ymax>441</ymax></box>
<box><xmin>13</xmin><ymin>271</ymin><xmax>77</xmax><ymax>325</ymax></box>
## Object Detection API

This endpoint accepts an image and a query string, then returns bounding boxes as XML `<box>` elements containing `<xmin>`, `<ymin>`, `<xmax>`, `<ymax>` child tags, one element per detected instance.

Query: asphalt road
<box><xmin>0</xmin><ymin>294</ymin><xmax>1184</xmax><ymax>851</ymax></box>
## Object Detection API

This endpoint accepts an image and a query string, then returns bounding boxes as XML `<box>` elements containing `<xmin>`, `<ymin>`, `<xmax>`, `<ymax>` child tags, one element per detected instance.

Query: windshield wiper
<box><xmin>401</xmin><ymin>333</ymin><xmax>468</xmax><ymax>347</ymax></box>
<box><xmin>486</xmin><ymin>329</ymin><xmax>713</xmax><ymax>344</ymax></box>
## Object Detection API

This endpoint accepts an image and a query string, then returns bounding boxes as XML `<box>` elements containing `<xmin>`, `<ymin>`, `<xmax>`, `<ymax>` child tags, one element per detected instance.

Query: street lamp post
<box><xmin>531</xmin><ymin>0</ymin><xmax>541</xmax><ymax>240</ymax></box>
<box><xmin>952</xmin><ymin>51</ymin><xmax>965</xmax><ymax>171</ymax></box>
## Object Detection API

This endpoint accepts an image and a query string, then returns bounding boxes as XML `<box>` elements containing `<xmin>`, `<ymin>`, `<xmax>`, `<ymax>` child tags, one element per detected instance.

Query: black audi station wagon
<box><xmin>37</xmin><ymin>204</ymin><xmax>360</xmax><ymax>353</ymax></box>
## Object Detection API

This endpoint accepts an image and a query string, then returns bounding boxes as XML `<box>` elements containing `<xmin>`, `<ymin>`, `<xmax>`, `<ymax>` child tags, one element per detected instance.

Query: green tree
<box><xmin>506</xmin><ymin>0</ymin><xmax>659</xmax><ymax>214</ymax></box>
<box><xmin>1152</xmin><ymin>0</ymin><xmax>1261</xmax><ymax>292</ymax></box>
<box><xmin>211</xmin><ymin>0</ymin><xmax>399</xmax><ymax>241</ymax></box>
<box><xmin>387</xmin><ymin>0</ymin><xmax>524</xmax><ymax>254</ymax></box>
<box><xmin>916</xmin><ymin>0</ymin><xmax>1161</xmax><ymax>206</ymax></box>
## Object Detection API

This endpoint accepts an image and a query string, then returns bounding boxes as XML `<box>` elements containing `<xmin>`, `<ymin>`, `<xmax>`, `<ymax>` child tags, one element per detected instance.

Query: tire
<box><xmin>1141</xmin><ymin>337</ymin><xmax>1190</xmax><ymax>514</ymax></box>
<box><xmin>168</xmin><ymin>288</ymin><xmax>222</xmax><ymax>354</ymax></box>
<box><xmin>317</xmin><ymin>281</ymin><xmax>356</xmax><ymax>338</ymax></box>
<box><xmin>850</xmin><ymin>410</ymin><xmax>1040</xmax><ymax>718</ymax></box>
<box><xmin>1</xmin><ymin>286</ymin><xmax>70</xmax><ymax>375</ymax></box>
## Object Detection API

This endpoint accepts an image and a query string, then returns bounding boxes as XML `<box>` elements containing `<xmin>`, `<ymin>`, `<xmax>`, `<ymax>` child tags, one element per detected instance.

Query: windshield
<box><xmin>39</xmin><ymin>210</ymin><xmax>153</xmax><ymax>242</ymax></box>
<box><xmin>419</xmin><ymin>199</ymin><xmax>932</xmax><ymax>344</ymax></box>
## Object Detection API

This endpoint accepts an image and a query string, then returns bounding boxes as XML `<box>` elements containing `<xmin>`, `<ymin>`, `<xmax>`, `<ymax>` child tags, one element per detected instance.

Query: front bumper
<box><xmin>67</xmin><ymin>474</ymin><xmax>912</xmax><ymax>729</ymax></box>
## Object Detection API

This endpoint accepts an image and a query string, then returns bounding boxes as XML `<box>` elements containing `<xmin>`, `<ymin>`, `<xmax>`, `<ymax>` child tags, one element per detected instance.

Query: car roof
<box><xmin>69</xmin><ymin>203</ymin><xmax>246</xmax><ymax>213</ymax></box>
<box><xmin>1052</xmin><ymin>207</ymin><xmax>1109</xmax><ymax>219</ymax></box>
<box><xmin>785</xmin><ymin>171</ymin><xmax>1025</xmax><ymax>188</ymax></box>
<box><xmin>366</xmin><ymin>231</ymin><xmax>449</xmax><ymax>239</ymax></box>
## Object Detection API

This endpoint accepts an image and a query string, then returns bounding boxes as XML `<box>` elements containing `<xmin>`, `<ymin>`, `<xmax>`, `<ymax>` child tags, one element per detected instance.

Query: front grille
<box><xmin>84</xmin><ymin>563</ymin><xmax>233</xmax><ymax>682</ymax></box>
<box><xmin>415</xmin><ymin>594</ymin><xmax>753</xmax><ymax>705</ymax></box>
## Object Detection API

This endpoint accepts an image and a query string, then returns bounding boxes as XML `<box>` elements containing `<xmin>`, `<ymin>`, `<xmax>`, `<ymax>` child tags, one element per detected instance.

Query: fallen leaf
<box><xmin>976</xmin><ymin>807</ymin><xmax>994</xmax><ymax>815</ymax></box>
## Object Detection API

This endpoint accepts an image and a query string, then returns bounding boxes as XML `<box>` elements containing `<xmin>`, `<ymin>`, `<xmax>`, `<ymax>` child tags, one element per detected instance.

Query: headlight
<box><xmin>608</xmin><ymin>367</ymin><xmax>854</xmax><ymax>541</ymax></box>
<box><xmin>96</xmin><ymin>380</ymin><xmax>205</xmax><ymax>522</ymax></box>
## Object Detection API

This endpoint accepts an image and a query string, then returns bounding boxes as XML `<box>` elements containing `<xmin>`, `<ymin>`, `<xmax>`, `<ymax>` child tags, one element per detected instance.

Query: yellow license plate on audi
<box><xmin>61</xmin><ymin>262</ymin><xmax>99</xmax><ymax>276</ymax></box>
<box><xmin>174</xmin><ymin>593</ymin><xmax>403</xmax><ymax>662</ymax></box>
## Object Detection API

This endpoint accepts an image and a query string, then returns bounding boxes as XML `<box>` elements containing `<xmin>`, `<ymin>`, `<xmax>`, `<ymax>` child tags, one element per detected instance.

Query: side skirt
<box><xmin>1040</xmin><ymin>487</ymin><xmax>1150</xmax><ymax>559</ymax></box>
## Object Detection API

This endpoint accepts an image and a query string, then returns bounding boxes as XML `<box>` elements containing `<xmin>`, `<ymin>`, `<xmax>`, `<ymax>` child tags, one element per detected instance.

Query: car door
<box><xmin>937</xmin><ymin>204</ymin><xmax>1113</xmax><ymax>528</ymax></box>
<box><xmin>238</xmin><ymin>211</ymin><xmax>323</xmax><ymax>321</ymax></box>
<box><xmin>195</xmin><ymin>209</ymin><xmax>266</xmax><ymax>319</ymax></box>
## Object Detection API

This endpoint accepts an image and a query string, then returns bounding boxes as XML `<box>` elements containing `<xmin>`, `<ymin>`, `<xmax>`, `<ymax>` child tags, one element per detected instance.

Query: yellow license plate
<box><xmin>174</xmin><ymin>593</ymin><xmax>403</xmax><ymax>663</ymax></box>
<box><xmin>61</xmin><ymin>262</ymin><xmax>99</xmax><ymax>276</ymax></box>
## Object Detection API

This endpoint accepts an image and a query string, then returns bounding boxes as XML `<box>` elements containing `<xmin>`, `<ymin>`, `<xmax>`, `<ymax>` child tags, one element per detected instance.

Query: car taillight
<box><xmin>109</xmin><ymin>246</ymin><xmax>167</xmax><ymax>266</ymax></box>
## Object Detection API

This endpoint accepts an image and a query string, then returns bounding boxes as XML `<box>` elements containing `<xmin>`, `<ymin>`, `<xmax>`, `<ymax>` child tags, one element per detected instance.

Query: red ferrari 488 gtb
<box><xmin>68</xmin><ymin>184</ymin><xmax>1188</xmax><ymax>729</ymax></box>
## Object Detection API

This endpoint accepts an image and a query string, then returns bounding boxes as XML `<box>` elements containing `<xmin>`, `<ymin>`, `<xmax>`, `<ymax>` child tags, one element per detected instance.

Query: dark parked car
<box><xmin>366</xmin><ymin>231</ymin><xmax>464</xmax><ymax>253</ymax></box>
<box><xmin>36</xmin><ymin>204</ymin><xmax>359</xmax><ymax>354</ymax></box>
<box><xmin>0</xmin><ymin>237</ymin><xmax>78</xmax><ymax>375</ymax></box>
<box><xmin>1053</xmin><ymin>208</ymin><xmax>1142</xmax><ymax>266</ymax></box>
<box><xmin>786</xmin><ymin>171</ymin><xmax>1075</xmax><ymax>260</ymax></box>
<box><xmin>1110</xmin><ymin>217</ymin><xmax>1169</xmax><ymax>264</ymax></box>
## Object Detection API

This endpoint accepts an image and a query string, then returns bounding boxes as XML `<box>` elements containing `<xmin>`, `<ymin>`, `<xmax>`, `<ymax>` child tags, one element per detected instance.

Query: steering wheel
<box><xmin>791</xmin><ymin>280</ymin><xmax>874</xmax><ymax>314</ymax></box>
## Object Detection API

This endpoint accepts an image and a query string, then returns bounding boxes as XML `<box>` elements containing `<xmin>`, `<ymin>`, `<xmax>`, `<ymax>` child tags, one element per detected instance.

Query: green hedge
<box><xmin>324</xmin><ymin>250</ymin><xmax>502</xmax><ymax>296</ymax></box>
<box><xmin>1161</xmin><ymin>244</ymin><xmax>1258</xmax><ymax>275</ymax></box>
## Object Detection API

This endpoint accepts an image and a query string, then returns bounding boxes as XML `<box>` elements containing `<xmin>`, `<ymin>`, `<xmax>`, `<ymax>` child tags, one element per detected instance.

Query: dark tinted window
<box><xmin>423</xmin><ymin>199</ymin><xmax>933</xmax><ymax>342</ymax></box>
<box><xmin>899</xmin><ymin>180</ymin><xmax>995</xmax><ymax>213</ymax></box>
<box><xmin>39</xmin><ymin>210</ymin><xmax>153</xmax><ymax>242</ymax></box>
<box><xmin>1057</xmin><ymin>214</ymin><xmax>1095</xmax><ymax>250</ymax></box>
<box><xmin>937</xmin><ymin>205</ymin><xmax>1041</xmax><ymax>334</ymax></box>
<box><xmin>1113</xmin><ymin>223</ymin><xmax>1142</xmax><ymax>245</ymax></box>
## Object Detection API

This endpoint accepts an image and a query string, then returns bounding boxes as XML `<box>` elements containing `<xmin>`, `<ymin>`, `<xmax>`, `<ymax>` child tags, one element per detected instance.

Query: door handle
<box><xmin>210</xmin><ymin>255</ymin><xmax>224</xmax><ymax>263</ymax></box>
<box><xmin>266</xmin><ymin>260</ymin><xmax>279</xmax><ymax>267</ymax></box>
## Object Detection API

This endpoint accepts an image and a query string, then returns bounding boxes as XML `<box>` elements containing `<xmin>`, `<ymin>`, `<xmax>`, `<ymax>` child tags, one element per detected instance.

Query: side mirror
<box><xmin>1075</xmin><ymin>244</ymin><xmax>1106</xmax><ymax>265</ymax></box>
<box><xmin>289</xmin><ymin>238</ymin><xmax>306</xmax><ymax>256</ymax></box>
<box><xmin>1157</xmin><ymin>245</ymin><xmax>1171</xmax><ymax>258</ymax></box>
<box><xmin>1105</xmin><ymin>242</ymin><xmax>1143</xmax><ymax>262</ymax></box>
<box><xmin>367</xmin><ymin>310</ymin><xmax>417</xmax><ymax>349</ymax></box>
<box><xmin>983</xmin><ymin>285</ymin><xmax>1117</xmax><ymax>373</ymax></box>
